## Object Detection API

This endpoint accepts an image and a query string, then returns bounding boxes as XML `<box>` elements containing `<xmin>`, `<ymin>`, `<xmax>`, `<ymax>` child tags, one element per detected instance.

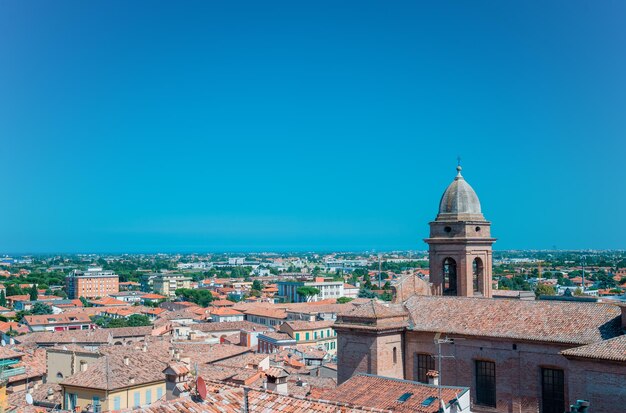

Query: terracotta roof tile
<box><xmin>561</xmin><ymin>335</ymin><xmax>626</xmax><ymax>362</ymax></box>
<box><xmin>404</xmin><ymin>295</ymin><xmax>622</xmax><ymax>345</ymax></box>
<box><xmin>318</xmin><ymin>373</ymin><xmax>467</xmax><ymax>413</ymax></box>
<box><xmin>60</xmin><ymin>351</ymin><xmax>166</xmax><ymax>390</ymax></box>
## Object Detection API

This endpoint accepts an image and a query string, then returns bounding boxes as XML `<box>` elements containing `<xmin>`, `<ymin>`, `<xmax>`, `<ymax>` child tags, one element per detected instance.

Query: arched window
<box><xmin>56</xmin><ymin>372</ymin><xmax>63</xmax><ymax>379</ymax></box>
<box><xmin>443</xmin><ymin>257</ymin><xmax>457</xmax><ymax>295</ymax></box>
<box><xmin>473</xmin><ymin>257</ymin><xmax>484</xmax><ymax>294</ymax></box>
<box><xmin>393</xmin><ymin>347</ymin><xmax>397</xmax><ymax>364</ymax></box>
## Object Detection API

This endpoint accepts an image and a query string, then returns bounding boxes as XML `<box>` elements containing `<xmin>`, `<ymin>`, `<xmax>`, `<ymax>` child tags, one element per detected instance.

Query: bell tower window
<box><xmin>473</xmin><ymin>257</ymin><xmax>484</xmax><ymax>295</ymax></box>
<box><xmin>443</xmin><ymin>257</ymin><xmax>457</xmax><ymax>295</ymax></box>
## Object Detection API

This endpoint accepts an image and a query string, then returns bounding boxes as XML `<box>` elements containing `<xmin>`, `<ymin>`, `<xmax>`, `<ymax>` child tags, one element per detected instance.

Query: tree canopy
<box><xmin>535</xmin><ymin>283</ymin><xmax>556</xmax><ymax>298</ymax></box>
<box><xmin>175</xmin><ymin>288</ymin><xmax>214</xmax><ymax>307</ymax></box>
<box><xmin>296</xmin><ymin>286</ymin><xmax>320</xmax><ymax>299</ymax></box>
<box><xmin>31</xmin><ymin>302</ymin><xmax>53</xmax><ymax>315</ymax></box>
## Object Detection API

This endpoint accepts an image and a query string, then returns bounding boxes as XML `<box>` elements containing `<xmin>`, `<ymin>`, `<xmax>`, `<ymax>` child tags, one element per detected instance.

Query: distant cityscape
<box><xmin>2</xmin><ymin>1</ymin><xmax>624</xmax><ymax>412</ymax></box>
<box><xmin>0</xmin><ymin>167</ymin><xmax>623</xmax><ymax>413</ymax></box>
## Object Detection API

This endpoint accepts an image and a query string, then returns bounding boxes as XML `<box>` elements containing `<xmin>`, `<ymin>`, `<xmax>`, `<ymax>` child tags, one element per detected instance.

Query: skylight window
<box><xmin>397</xmin><ymin>392</ymin><xmax>413</xmax><ymax>403</ymax></box>
<box><xmin>422</xmin><ymin>396</ymin><xmax>437</xmax><ymax>407</ymax></box>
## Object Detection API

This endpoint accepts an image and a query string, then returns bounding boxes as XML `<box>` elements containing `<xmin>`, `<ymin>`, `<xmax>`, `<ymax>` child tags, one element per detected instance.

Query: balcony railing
<box><xmin>0</xmin><ymin>366</ymin><xmax>26</xmax><ymax>379</ymax></box>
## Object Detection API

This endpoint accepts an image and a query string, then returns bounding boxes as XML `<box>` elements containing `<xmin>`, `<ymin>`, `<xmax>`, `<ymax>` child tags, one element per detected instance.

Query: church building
<box><xmin>335</xmin><ymin>166</ymin><xmax>626</xmax><ymax>413</ymax></box>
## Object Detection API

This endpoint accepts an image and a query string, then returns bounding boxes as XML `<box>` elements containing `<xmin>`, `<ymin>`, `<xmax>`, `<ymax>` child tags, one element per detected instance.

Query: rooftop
<box><xmin>60</xmin><ymin>352</ymin><xmax>166</xmax><ymax>391</ymax></box>
<box><xmin>318</xmin><ymin>374</ymin><xmax>468</xmax><ymax>413</ymax></box>
<box><xmin>561</xmin><ymin>335</ymin><xmax>626</xmax><ymax>362</ymax></box>
<box><xmin>404</xmin><ymin>295</ymin><xmax>622</xmax><ymax>345</ymax></box>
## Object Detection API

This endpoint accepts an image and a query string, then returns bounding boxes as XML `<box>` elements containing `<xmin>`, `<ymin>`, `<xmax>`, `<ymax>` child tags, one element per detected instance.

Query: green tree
<box><xmin>127</xmin><ymin>314</ymin><xmax>151</xmax><ymax>327</ymax></box>
<box><xmin>535</xmin><ymin>283</ymin><xmax>556</xmax><ymax>298</ymax></box>
<box><xmin>358</xmin><ymin>288</ymin><xmax>377</xmax><ymax>298</ymax></box>
<box><xmin>252</xmin><ymin>280</ymin><xmax>263</xmax><ymax>291</ymax></box>
<box><xmin>92</xmin><ymin>315</ymin><xmax>109</xmax><ymax>328</ymax></box>
<box><xmin>107</xmin><ymin>318</ymin><xmax>129</xmax><ymax>328</ymax></box>
<box><xmin>227</xmin><ymin>293</ymin><xmax>242</xmax><ymax>303</ymax></box>
<box><xmin>5</xmin><ymin>284</ymin><xmax>23</xmax><ymax>297</ymax></box>
<box><xmin>15</xmin><ymin>310</ymin><xmax>32</xmax><ymax>321</ymax></box>
<box><xmin>0</xmin><ymin>291</ymin><xmax>6</xmax><ymax>307</ymax></box>
<box><xmin>175</xmin><ymin>288</ymin><xmax>214</xmax><ymax>307</ymax></box>
<box><xmin>296</xmin><ymin>286</ymin><xmax>320</xmax><ymax>301</ymax></box>
<box><xmin>29</xmin><ymin>284</ymin><xmax>38</xmax><ymax>301</ymax></box>
<box><xmin>31</xmin><ymin>303</ymin><xmax>53</xmax><ymax>315</ymax></box>
<box><xmin>337</xmin><ymin>297</ymin><xmax>354</xmax><ymax>304</ymax></box>
<box><xmin>573</xmin><ymin>287</ymin><xmax>584</xmax><ymax>296</ymax></box>
<box><xmin>80</xmin><ymin>296</ymin><xmax>92</xmax><ymax>307</ymax></box>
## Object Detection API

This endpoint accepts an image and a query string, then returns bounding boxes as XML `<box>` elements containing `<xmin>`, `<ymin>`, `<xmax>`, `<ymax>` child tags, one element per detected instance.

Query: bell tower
<box><xmin>425</xmin><ymin>165</ymin><xmax>495</xmax><ymax>297</ymax></box>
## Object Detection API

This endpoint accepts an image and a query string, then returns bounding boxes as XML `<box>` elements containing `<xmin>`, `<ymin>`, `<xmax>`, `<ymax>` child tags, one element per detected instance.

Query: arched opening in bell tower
<box><xmin>443</xmin><ymin>257</ymin><xmax>457</xmax><ymax>295</ymax></box>
<box><xmin>473</xmin><ymin>257</ymin><xmax>484</xmax><ymax>295</ymax></box>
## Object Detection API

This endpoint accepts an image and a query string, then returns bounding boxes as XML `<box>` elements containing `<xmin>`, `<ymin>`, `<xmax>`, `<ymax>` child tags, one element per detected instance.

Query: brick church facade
<box><xmin>335</xmin><ymin>166</ymin><xmax>626</xmax><ymax>413</ymax></box>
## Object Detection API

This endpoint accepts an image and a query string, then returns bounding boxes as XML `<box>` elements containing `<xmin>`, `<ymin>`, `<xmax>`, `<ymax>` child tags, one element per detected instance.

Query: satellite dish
<box><xmin>25</xmin><ymin>394</ymin><xmax>33</xmax><ymax>405</ymax></box>
<box><xmin>196</xmin><ymin>377</ymin><xmax>207</xmax><ymax>400</ymax></box>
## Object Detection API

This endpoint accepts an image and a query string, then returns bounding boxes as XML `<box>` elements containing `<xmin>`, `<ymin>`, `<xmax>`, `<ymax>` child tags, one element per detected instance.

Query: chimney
<box><xmin>266</xmin><ymin>374</ymin><xmax>288</xmax><ymax>395</ymax></box>
<box><xmin>123</xmin><ymin>356</ymin><xmax>130</xmax><ymax>366</ymax></box>
<box><xmin>427</xmin><ymin>370</ymin><xmax>439</xmax><ymax>386</ymax></box>
<box><xmin>129</xmin><ymin>377</ymin><xmax>135</xmax><ymax>385</ymax></box>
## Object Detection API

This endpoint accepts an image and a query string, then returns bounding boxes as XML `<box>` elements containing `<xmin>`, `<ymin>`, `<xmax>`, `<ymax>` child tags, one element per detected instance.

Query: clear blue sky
<box><xmin>1</xmin><ymin>1</ymin><xmax>625</xmax><ymax>253</ymax></box>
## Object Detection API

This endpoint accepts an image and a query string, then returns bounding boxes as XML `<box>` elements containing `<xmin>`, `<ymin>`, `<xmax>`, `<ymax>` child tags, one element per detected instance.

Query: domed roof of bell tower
<box><xmin>436</xmin><ymin>165</ymin><xmax>485</xmax><ymax>222</ymax></box>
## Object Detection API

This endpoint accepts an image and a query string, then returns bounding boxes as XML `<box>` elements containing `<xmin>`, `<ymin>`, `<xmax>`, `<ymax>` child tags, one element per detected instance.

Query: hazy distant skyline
<box><xmin>1</xmin><ymin>2</ymin><xmax>625</xmax><ymax>253</ymax></box>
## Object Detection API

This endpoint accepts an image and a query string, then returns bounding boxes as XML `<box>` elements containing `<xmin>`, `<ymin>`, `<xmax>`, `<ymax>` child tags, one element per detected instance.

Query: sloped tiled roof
<box><xmin>15</xmin><ymin>329</ymin><xmax>111</xmax><ymax>346</ymax></box>
<box><xmin>191</xmin><ymin>321</ymin><xmax>270</xmax><ymax>333</ymax></box>
<box><xmin>0</xmin><ymin>346</ymin><xmax>23</xmax><ymax>360</ymax></box>
<box><xmin>211</xmin><ymin>307</ymin><xmax>244</xmax><ymax>316</ymax></box>
<box><xmin>404</xmin><ymin>295</ymin><xmax>622</xmax><ymax>345</ymax></box>
<box><xmin>318</xmin><ymin>373</ymin><xmax>467</xmax><ymax>413</ymax></box>
<box><xmin>243</xmin><ymin>307</ymin><xmax>288</xmax><ymax>319</ymax></box>
<box><xmin>561</xmin><ymin>335</ymin><xmax>626</xmax><ymax>362</ymax></box>
<box><xmin>22</xmin><ymin>313</ymin><xmax>92</xmax><ymax>326</ymax></box>
<box><xmin>177</xmin><ymin>343</ymin><xmax>252</xmax><ymax>364</ymax></box>
<box><xmin>282</xmin><ymin>320</ymin><xmax>335</xmax><ymax>331</ymax></box>
<box><xmin>340</xmin><ymin>300</ymin><xmax>407</xmax><ymax>319</ymax></box>
<box><xmin>129</xmin><ymin>380</ymin><xmax>377</xmax><ymax>413</ymax></box>
<box><xmin>60</xmin><ymin>351</ymin><xmax>166</xmax><ymax>390</ymax></box>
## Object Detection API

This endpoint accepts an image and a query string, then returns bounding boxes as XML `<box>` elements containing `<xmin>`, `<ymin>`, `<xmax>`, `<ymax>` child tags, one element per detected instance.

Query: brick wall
<box><xmin>404</xmin><ymin>330</ymin><xmax>626</xmax><ymax>413</ymax></box>
<box><xmin>336</xmin><ymin>329</ymin><xmax>403</xmax><ymax>384</ymax></box>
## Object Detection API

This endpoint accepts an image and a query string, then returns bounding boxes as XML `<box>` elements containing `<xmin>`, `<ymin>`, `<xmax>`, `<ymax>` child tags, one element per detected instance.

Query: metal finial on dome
<box><xmin>456</xmin><ymin>156</ymin><xmax>462</xmax><ymax>177</ymax></box>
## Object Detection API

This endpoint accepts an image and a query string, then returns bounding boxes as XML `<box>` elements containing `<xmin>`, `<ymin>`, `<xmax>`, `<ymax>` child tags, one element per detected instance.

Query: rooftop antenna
<box><xmin>457</xmin><ymin>156</ymin><xmax>461</xmax><ymax>167</ymax></box>
<box><xmin>433</xmin><ymin>334</ymin><xmax>461</xmax><ymax>412</ymax></box>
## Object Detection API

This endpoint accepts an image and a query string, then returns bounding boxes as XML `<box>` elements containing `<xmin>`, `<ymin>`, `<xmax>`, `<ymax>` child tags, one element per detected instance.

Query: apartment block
<box><xmin>65</xmin><ymin>267</ymin><xmax>119</xmax><ymax>299</ymax></box>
